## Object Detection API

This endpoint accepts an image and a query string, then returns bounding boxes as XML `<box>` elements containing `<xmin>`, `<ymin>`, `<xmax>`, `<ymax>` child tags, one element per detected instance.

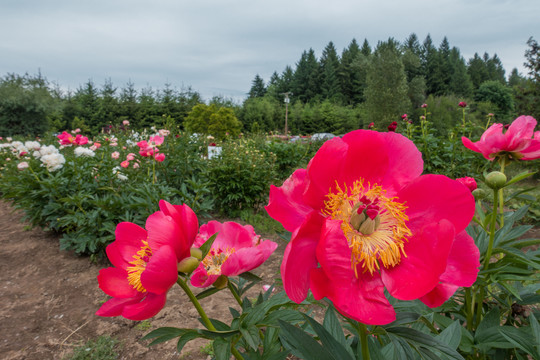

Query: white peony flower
<box><xmin>74</xmin><ymin>147</ymin><xmax>96</xmax><ymax>157</ymax></box>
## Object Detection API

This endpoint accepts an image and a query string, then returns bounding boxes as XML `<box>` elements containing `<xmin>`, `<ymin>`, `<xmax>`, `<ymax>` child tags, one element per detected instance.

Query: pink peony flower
<box><xmin>401</xmin><ymin>114</ymin><xmax>408</xmax><ymax>120</ymax></box>
<box><xmin>154</xmin><ymin>153</ymin><xmax>165</xmax><ymax>162</ymax></box>
<box><xmin>123</xmin><ymin>120</ymin><xmax>130</xmax><ymax>126</ymax></box>
<box><xmin>74</xmin><ymin>128</ymin><xmax>81</xmax><ymax>133</ymax></box>
<box><xmin>17</xmin><ymin>161</ymin><xmax>29</xmax><ymax>170</ymax></box>
<box><xmin>421</xmin><ymin>103</ymin><xmax>428</xmax><ymax>108</ymax></box>
<box><xmin>96</xmin><ymin>200</ymin><xmax>198</xmax><ymax>320</ymax></box>
<box><xmin>74</xmin><ymin>134</ymin><xmax>89</xmax><ymax>146</ymax></box>
<box><xmin>462</xmin><ymin>115</ymin><xmax>540</xmax><ymax>161</ymax></box>
<box><xmin>111</xmin><ymin>151</ymin><xmax>120</xmax><ymax>159</ymax></box>
<box><xmin>368</xmin><ymin>122</ymin><xmax>374</xmax><ymax>129</ymax></box>
<box><xmin>126</xmin><ymin>153</ymin><xmax>136</xmax><ymax>161</ymax></box>
<box><xmin>266</xmin><ymin>130</ymin><xmax>479</xmax><ymax>325</ymax></box>
<box><xmin>158</xmin><ymin>129</ymin><xmax>170</xmax><ymax>137</ymax></box>
<box><xmin>456</xmin><ymin>177</ymin><xmax>477</xmax><ymax>192</ymax></box>
<box><xmin>57</xmin><ymin>131</ymin><xmax>76</xmax><ymax>145</ymax></box>
<box><xmin>133</xmin><ymin>162</ymin><xmax>140</xmax><ymax>169</ymax></box>
<box><xmin>110</xmin><ymin>142</ymin><xmax>118</xmax><ymax>147</ymax></box>
<box><xmin>120</xmin><ymin>160</ymin><xmax>130</xmax><ymax>168</ymax></box>
<box><xmin>458</xmin><ymin>101</ymin><xmax>467</xmax><ymax>108</ymax></box>
<box><xmin>190</xmin><ymin>221</ymin><xmax>278</xmax><ymax>288</ymax></box>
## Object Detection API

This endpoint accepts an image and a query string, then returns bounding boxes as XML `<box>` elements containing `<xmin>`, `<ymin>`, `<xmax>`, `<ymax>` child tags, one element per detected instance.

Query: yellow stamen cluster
<box><xmin>202</xmin><ymin>247</ymin><xmax>236</xmax><ymax>275</ymax></box>
<box><xmin>323</xmin><ymin>180</ymin><xmax>412</xmax><ymax>276</ymax></box>
<box><xmin>126</xmin><ymin>240</ymin><xmax>152</xmax><ymax>292</ymax></box>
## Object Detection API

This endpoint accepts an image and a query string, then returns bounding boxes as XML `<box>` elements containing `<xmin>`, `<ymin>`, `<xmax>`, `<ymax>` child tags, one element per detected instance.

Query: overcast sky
<box><xmin>1</xmin><ymin>0</ymin><xmax>538</xmax><ymax>101</ymax></box>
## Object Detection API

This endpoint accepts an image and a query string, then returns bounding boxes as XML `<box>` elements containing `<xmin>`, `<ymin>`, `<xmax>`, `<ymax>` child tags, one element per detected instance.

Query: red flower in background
<box><xmin>388</xmin><ymin>121</ymin><xmax>398</xmax><ymax>132</ymax></box>
<box><xmin>458</xmin><ymin>101</ymin><xmax>467</xmax><ymax>108</ymax></box>
<box><xmin>456</xmin><ymin>177</ymin><xmax>477</xmax><ymax>192</ymax></box>
<box><xmin>190</xmin><ymin>221</ymin><xmax>277</xmax><ymax>288</ymax></box>
<box><xmin>96</xmin><ymin>201</ymin><xmax>198</xmax><ymax>320</ymax></box>
<box><xmin>266</xmin><ymin>130</ymin><xmax>479</xmax><ymax>324</ymax></box>
<box><xmin>462</xmin><ymin>115</ymin><xmax>540</xmax><ymax>161</ymax></box>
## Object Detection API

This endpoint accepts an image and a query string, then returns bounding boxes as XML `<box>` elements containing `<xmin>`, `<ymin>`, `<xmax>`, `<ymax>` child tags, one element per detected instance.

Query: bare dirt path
<box><xmin>0</xmin><ymin>201</ymin><xmax>284</xmax><ymax>360</ymax></box>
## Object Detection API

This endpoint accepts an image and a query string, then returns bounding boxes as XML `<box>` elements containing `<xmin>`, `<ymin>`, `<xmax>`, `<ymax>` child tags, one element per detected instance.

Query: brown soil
<box><xmin>0</xmin><ymin>201</ymin><xmax>285</xmax><ymax>360</ymax></box>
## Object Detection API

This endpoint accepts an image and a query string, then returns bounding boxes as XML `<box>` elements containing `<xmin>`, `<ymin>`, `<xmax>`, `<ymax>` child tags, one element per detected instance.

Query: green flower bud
<box><xmin>472</xmin><ymin>188</ymin><xmax>487</xmax><ymax>200</ymax></box>
<box><xmin>213</xmin><ymin>275</ymin><xmax>228</xmax><ymax>289</ymax></box>
<box><xmin>177</xmin><ymin>256</ymin><xmax>200</xmax><ymax>274</ymax></box>
<box><xmin>190</xmin><ymin>247</ymin><xmax>203</xmax><ymax>260</ymax></box>
<box><xmin>485</xmin><ymin>171</ymin><xmax>507</xmax><ymax>189</ymax></box>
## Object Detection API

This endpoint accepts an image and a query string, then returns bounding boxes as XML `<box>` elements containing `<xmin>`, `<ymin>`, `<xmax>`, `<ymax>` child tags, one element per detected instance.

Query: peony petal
<box><xmin>146</xmin><ymin>211</ymin><xmax>187</xmax><ymax>261</ymax></box>
<box><xmin>122</xmin><ymin>292</ymin><xmax>167</xmax><ymax>321</ymax></box>
<box><xmin>190</xmin><ymin>266</ymin><xmax>219</xmax><ymax>288</ymax></box>
<box><xmin>97</xmin><ymin>267</ymin><xmax>139</xmax><ymax>298</ymax></box>
<box><xmin>506</xmin><ymin>116</ymin><xmax>537</xmax><ymax>149</ymax></box>
<box><xmin>140</xmin><ymin>245</ymin><xmax>179</xmax><ymax>294</ymax></box>
<box><xmin>108</xmin><ymin>222</ymin><xmax>147</xmax><ymax>269</ymax></box>
<box><xmin>159</xmin><ymin>200</ymin><xmax>199</xmax><ymax>249</ymax></box>
<box><xmin>398</xmin><ymin>174</ymin><xmax>475</xmax><ymax>235</ymax></box>
<box><xmin>221</xmin><ymin>247</ymin><xmax>264</xmax><ymax>276</ymax></box>
<box><xmin>266</xmin><ymin>169</ymin><xmax>312</xmax><ymax>232</ymax></box>
<box><xmin>281</xmin><ymin>211</ymin><xmax>324</xmax><ymax>303</ymax></box>
<box><xmin>302</xmin><ymin>137</ymin><xmax>349</xmax><ymax>210</ymax></box>
<box><xmin>194</xmin><ymin>220</ymin><xmax>222</xmax><ymax>247</ymax></box>
<box><xmin>520</xmin><ymin>140</ymin><xmax>540</xmax><ymax>160</ymax></box>
<box><xmin>378</xmin><ymin>132</ymin><xmax>424</xmax><ymax>194</ymax></box>
<box><xmin>316</xmin><ymin>219</ymin><xmax>357</xmax><ymax>282</ymax></box>
<box><xmin>215</xmin><ymin>222</ymin><xmax>254</xmax><ymax>249</ymax></box>
<box><xmin>310</xmin><ymin>267</ymin><xmax>395</xmax><ymax>325</ymax></box>
<box><xmin>96</xmin><ymin>295</ymin><xmax>144</xmax><ymax>317</ymax></box>
<box><xmin>439</xmin><ymin>230</ymin><xmax>480</xmax><ymax>287</ymax></box>
<box><xmin>338</xmin><ymin>130</ymin><xmax>390</xmax><ymax>190</ymax></box>
<box><xmin>220</xmin><ymin>240</ymin><xmax>277</xmax><ymax>277</ymax></box>
<box><xmin>419</xmin><ymin>283</ymin><xmax>460</xmax><ymax>308</ymax></box>
<box><xmin>381</xmin><ymin>220</ymin><xmax>455</xmax><ymax>300</ymax></box>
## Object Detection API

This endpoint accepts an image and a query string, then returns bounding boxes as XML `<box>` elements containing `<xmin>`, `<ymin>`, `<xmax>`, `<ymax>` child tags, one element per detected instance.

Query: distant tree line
<box><xmin>0</xmin><ymin>34</ymin><xmax>538</xmax><ymax>137</ymax></box>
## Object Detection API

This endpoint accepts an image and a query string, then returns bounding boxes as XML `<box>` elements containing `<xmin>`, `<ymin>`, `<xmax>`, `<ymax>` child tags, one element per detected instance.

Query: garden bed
<box><xmin>0</xmin><ymin>200</ymin><xmax>285</xmax><ymax>359</ymax></box>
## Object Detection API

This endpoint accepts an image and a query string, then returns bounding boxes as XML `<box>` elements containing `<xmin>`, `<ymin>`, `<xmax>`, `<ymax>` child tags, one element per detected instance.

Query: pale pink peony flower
<box><xmin>111</xmin><ymin>151</ymin><xmax>120</xmax><ymax>159</ymax></box>
<box><xmin>120</xmin><ymin>160</ymin><xmax>130</xmax><ymax>168</ymax></box>
<box><xmin>122</xmin><ymin>120</ymin><xmax>130</xmax><ymax>126</ymax></box>
<box><xmin>17</xmin><ymin>162</ymin><xmax>29</xmax><ymax>170</ymax></box>
<box><xmin>126</xmin><ymin>153</ymin><xmax>136</xmax><ymax>161</ymax></box>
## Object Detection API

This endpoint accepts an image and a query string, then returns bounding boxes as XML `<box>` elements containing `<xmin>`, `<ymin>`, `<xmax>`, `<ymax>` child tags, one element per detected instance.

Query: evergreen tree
<box><xmin>360</xmin><ymin>38</ymin><xmax>371</xmax><ymax>56</ymax></box>
<box><xmin>119</xmin><ymin>81</ymin><xmax>139</xmax><ymax>124</ymax></box>
<box><xmin>73</xmin><ymin>80</ymin><xmax>100</xmax><ymax>133</ymax></box>
<box><xmin>486</xmin><ymin>54</ymin><xmax>506</xmax><ymax>84</ymax></box>
<box><xmin>292</xmin><ymin>48</ymin><xmax>321</xmax><ymax>103</ymax></box>
<box><xmin>248</xmin><ymin>74</ymin><xmax>267</xmax><ymax>98</ymax></box>
<box><xmin>339</xmin><ymin>39</ymin><xmax>362</xmax><ymax>104</ymax></box>
<box><xmin>320</xmin><ymin>41</ymin><xmax>342</xmax><ymax>101</ymax></box>
<box><xmin>448</xmin><ymin>47</ymin><xmax>473</xmax><ymax>97</ymax></box>
<box><xmin>468</xmin><ymin>53</ymin><xmax>489</xmax><ymax>89</ymax></box>
<box><xmin>97</xmin><ymin>78</ymin><xmax>119</xmax><ymax>127</ymax></box>
<box><xmin>508</xmin><ymin>68</ymin><xmax>526</xmax><ymax>87</ymax></box>
<box><xmin>364</xmin><ymin>39</ymin><xmax>411</xmax><ymax>125</ymax></box>
<box><xmin>404</xmin><ymin>33</ymin><xmax>422</xmax><ymax>57</ymax></box>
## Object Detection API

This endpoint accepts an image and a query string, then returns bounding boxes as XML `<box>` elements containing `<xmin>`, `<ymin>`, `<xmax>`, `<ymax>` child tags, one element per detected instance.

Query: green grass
<box><xmin>65</xmin><ymin>336</ymin><xmax>121</xmax><ymax>360</ymax></box>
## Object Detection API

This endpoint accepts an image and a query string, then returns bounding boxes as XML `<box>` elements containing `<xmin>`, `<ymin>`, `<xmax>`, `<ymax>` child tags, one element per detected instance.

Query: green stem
<box><xmin>483</xmin><ymin>189</ymin><xmax>499</xmax><ymax>271</ymax></box>
<box><xmin>176</xmin><ymin>277</ymin><xmax>216</xmax><ymax>331</ymax></box>
<box><xmin>231</xmin><ymin>346</ymin><xmax>244</xmax><ymax>360</ymax></box>
<box><xmin>498</xmin><ymin>159</ymin><xmax>506</xmax><ymax>227</ymax></box>
<box><xmin>227</xmin><ymin>281</ymin><xmax>243</xmax><ymax>306</ymax></box>
<box><xmin>465</xmin><ymin>288</ymin><xmax>473</xmax><ymax>331</ymax></box>
<box><xmin>27</xmin><ymin>164</ymin><xmax>41</xmax><ymax>183</ymax></box>
<box><xmin>357</xmin><ymin>322</ymin><xmax>370</xmax><ymax>360</ymax></box>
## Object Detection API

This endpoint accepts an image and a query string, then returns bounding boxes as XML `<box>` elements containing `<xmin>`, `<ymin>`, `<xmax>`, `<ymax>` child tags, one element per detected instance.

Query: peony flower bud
<box><xmin>485</xmin><ymin>171</ymin><xmax>507</xmax><ymax>189</ymax></box>
<box><xmin>190</xmin><ymin>248</ymin><xmax>203</xmax><ymax>260</ymax></box>
<box><xmin>177</xmin><ymin>256</ymin><xmax>200</xmax><ymax>274</ymax></box>
<box><xmin>472</xmin><ymin>188</ymin><xmax>487</xmax><ymax>200</ymax></box>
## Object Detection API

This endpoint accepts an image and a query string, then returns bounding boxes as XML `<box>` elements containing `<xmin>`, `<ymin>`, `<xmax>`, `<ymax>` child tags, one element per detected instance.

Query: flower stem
<box><xmin>231</xmin><ymin>346</ymin><xmax>244</xmax><ymax>360</ymax></box>
<box><xmin>176</xmin><ymin>277</ymin><xmax>216</xmax><ymax>331</ymax></box>
<box><xmin>483</xmin><ymin>189</ymin><xmax>499</xmax><ymax>271</ymax></box>
<box><xmin>227</xmin><ymin>281</ymin><xmax>243</xmax><ymax>306</ymax></box>
<box><xmin>357</xmin><ymin>322</ymin><xmax>370</xmax><ymax>360</ymax></box>
<box><xmin>498</xmin><ymin>158</ymin><xmax>506</xmax><ymax>227</ymax></box>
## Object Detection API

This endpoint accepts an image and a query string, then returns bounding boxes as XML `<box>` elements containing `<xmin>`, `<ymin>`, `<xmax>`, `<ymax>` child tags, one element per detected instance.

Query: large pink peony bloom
<box><xmin>462</xmin><ymin>115</ymin><xmax>540</xmax><ymax>161</ymax></box>
<box><xmin>96</xmin><ymin>200</ymin><xmax>198</xmax><ymax>320</ymax></box>
<box><xmin>266</xmin><ymin>130</ymin><xmax>479</xmax><ymax>325</ymax></box>
<box><xmin>191</xmin><ymin>221</ymin><xmax>278</xmax><ymax>288</ymax></box>
<box><xmin>57</xmin><ymin>131</ymin><xmax>88</xmax><ymax>146</ymax></box>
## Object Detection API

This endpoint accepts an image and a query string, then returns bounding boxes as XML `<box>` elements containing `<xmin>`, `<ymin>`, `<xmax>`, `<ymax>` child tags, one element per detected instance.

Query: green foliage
<box><xmin>206</xmin><ymin>138</ymin><xmax>277</xmax><ymax>215</ymax></box>
<box><xmin>0</xmin><ymin>73</ymin><xmax>56</xmax><ymax>136</ymax></box>
<box><xmin>474</xmin><ymin>80</ymin><xmax>514</xmax><ymax>119</ymax></box>
<box><xmin>66</xmin><ymin>336</ymin><xmax>121</xmax><ymax>360</ymax></box>
<box><xmin>184</xmin><ymin>103</ymin><xmax>241</xmax><ymax>140</ymax></box>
